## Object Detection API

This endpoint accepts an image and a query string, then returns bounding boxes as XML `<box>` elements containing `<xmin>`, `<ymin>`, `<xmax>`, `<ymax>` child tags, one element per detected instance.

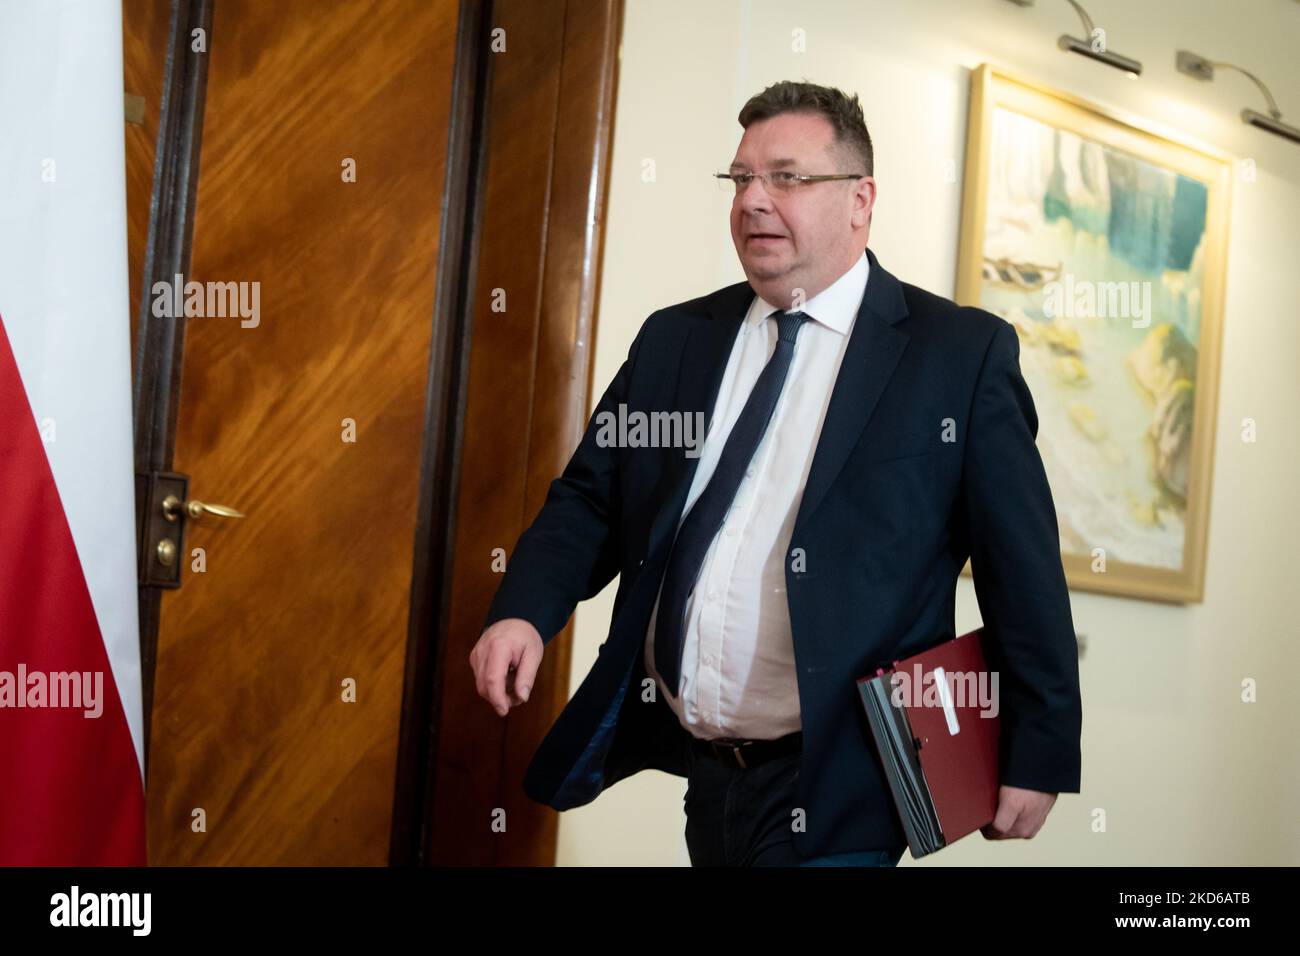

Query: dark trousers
<box><xmin>683</xmin><ymin>742</ymin><xmax>906</xmax><ymax>866</ymax></box>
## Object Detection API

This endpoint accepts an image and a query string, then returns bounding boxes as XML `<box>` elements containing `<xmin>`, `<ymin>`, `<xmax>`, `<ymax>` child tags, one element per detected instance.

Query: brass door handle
<box><xmin>161</xmin><ymin>494</ymin><xmax>246</xmax><ymax>521</ymax></box>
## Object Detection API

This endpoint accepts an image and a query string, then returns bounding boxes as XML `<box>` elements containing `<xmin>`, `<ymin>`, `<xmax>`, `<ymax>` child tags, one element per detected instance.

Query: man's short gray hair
<box><xmin>738</xmin><ymin>80</ymin><xmax>874</xmax><ymax>177</ymax></box>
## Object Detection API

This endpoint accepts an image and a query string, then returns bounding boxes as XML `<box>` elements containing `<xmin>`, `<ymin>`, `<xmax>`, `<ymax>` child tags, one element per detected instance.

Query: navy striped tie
<box><xmin>654</xmin><ymin>309</ymin><xmax>810</xmax><ymax>696</ymax></box>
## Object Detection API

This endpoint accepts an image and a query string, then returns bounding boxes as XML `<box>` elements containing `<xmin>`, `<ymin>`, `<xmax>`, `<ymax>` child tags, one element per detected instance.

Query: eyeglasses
<box><xmin>715</xmin><ymin>170</ymin><xmax>867</xmax><ymax>195</ymax></box>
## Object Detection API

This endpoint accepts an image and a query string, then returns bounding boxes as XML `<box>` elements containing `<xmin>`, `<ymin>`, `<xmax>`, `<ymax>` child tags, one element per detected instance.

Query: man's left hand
<box><xmin>980</xmin><ymin>785</ymin><xmax>1058</xmax><ymax>840</ymax></box>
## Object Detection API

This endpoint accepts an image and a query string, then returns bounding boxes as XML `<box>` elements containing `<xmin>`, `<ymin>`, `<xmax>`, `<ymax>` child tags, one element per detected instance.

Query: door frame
<box><xmin>386</xmin><ymin>0</ymin><xmax>493</xmax><ymax>865</ymax></box>
<box><xmin>131</xmin><ymin>0</ymin><xmax>213</xmax><ymax>774</ymax></box>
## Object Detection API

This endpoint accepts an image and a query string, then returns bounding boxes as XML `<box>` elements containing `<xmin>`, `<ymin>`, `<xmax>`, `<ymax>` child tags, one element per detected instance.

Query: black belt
<box><xmin>690</xmin><ymin>730</ymin><xmax>801</xmax><ymax>769</ymax></box>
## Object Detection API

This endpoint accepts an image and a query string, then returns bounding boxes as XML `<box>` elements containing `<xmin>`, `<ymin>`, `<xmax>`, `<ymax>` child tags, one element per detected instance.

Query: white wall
<box><xmin>557</xmin><ymin>0</ymin><xmax>1300</xmax><ymax>866</ymax></box>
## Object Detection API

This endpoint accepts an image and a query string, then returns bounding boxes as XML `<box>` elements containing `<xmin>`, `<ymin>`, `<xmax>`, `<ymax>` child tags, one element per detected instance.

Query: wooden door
<box><xmin>138</xmin><ymin>0</ymin><xmax>459</xmax><ymax>865</ymax></box>
<box><xmin>127</xmin><ymin>0</ymin><xmax>620</xmax><ymax>866</ymax></box>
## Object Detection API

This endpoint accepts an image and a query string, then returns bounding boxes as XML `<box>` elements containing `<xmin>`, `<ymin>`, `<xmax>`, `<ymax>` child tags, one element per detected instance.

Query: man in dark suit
<box><xmin>470</xmin><ymin>81</ymin><xmax>1081</xmax><ymax>866</ymax></box>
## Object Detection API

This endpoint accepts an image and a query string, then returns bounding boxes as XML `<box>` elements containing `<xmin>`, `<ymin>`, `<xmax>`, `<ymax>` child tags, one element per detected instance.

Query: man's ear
<box><xmin>852</xmin><ymin>176</ymin><xmax>876</xmax><ymax>230</ymax></box>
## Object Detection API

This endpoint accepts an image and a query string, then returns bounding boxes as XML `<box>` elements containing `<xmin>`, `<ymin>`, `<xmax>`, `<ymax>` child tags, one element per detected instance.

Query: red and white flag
<box><xmin>0</xmin><ymin>0</ymin><xmax>146</xmax><ymax>865</ymax></box>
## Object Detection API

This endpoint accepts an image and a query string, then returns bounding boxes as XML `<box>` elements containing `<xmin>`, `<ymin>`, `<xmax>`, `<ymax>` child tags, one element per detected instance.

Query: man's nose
<box><xmin>737</xmin><ymin>175</ymin><xmax>775</xmax><ymax>211</ymax></box>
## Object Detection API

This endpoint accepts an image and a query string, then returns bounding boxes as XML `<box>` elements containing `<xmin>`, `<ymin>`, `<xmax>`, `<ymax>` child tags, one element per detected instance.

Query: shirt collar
<box><xmin>751</xmin><ymin>249</ymin><xmax>870</xmax><ymax>337</ymax></box>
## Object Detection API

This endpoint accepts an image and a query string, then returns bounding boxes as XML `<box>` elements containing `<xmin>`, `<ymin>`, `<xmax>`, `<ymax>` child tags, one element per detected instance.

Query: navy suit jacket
<box><xmin>482</xmin><ymin>246</ymin><xmax>1082</xmax><ymax>858</ymax></box>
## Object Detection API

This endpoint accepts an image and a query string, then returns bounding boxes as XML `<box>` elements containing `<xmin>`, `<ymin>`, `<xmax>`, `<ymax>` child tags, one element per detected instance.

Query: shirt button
<box><xmin>707</xmin><ymin>591</ymin><xmax>718</xmax><ymax>602</ymax></box>
<box><xmin>745</xmin><ymin>467</ymin><xmax>755</xmax><ymax>478</ymax></box>
<box><xmin>703</xmin><ymin>654</ymin><xmax>714</xmax><ymax>666</ymax></box>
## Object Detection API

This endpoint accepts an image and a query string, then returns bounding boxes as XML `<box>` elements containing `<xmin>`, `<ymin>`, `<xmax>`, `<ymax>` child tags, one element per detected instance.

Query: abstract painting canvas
<box><xmin>956</xmin><ymin>65</ymin><xmax>1232</xmax><ymax>603</ymax></box>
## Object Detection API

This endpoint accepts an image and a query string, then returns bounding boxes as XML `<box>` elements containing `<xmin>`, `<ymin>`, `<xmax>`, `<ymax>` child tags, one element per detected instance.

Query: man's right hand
<box><xmin>469</xmin><ymin>618</ymin><xmax>544</xmax><ymax>717</ymax></box>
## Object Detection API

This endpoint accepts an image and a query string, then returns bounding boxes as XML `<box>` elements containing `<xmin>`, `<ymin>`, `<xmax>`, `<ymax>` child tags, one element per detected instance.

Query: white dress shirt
<box><xmin>643</xmin><ymin>250</ymin><xmax>870</xmax><ymax>741</ymax></box>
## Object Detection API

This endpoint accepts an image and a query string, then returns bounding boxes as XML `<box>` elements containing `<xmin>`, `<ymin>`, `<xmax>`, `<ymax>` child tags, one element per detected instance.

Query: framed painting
<box><xmin>956</xmin><ymin>64</ymin><xmax>1232</xmax><ymax>603</ymax></box>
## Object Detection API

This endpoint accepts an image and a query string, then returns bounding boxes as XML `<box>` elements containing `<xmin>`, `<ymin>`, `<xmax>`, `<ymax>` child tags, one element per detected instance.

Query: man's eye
<box><xmin>772</xmin><ymin>172</ymin><xmax>799</xmax><ymax>184</ymax></box>
<box><xmin>733</xmin><ymin>173</ymin><xmax>753</xmax><ymax>184</ymax></box>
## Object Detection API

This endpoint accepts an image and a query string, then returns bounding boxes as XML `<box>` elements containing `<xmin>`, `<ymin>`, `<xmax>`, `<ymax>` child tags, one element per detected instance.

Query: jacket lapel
<box><xmin>791</xmin><ymin>247</ymin><xmax>911</xmax><ymax>536</ymax></box>
<box><xmin>642</xmin><ymin>282</ymin><xmax>749</xmax><ymax>562</ymax></box>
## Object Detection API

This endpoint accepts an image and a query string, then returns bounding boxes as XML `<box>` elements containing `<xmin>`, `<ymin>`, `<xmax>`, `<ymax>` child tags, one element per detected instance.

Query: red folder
<box><xmin>855</xmin><ymin>628</ymin><xmax>1000</xmax><ymax>858</ymax></box>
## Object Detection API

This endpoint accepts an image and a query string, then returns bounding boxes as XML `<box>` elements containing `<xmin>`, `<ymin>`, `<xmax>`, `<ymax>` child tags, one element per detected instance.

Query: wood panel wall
<box><xmin>425</xmin><ymin>0</ymin><xmax>623</xmax><ymax>865</ymax></box>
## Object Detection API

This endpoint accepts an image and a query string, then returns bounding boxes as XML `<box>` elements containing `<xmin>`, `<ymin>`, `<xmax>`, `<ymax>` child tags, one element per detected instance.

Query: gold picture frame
<box><xmin>956</xmin><ymin>64</ymin><xmax>1233</xmax><ymax>604</ymax></box>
